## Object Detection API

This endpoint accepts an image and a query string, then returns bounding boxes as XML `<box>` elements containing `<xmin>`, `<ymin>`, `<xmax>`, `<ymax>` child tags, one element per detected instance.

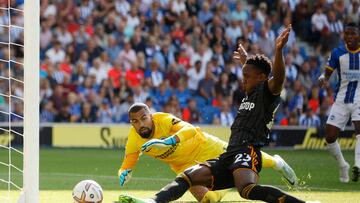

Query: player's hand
<box><xmin>318</xmin><ymin>74</ymin><xmax>329</xmax><ymax>88</ymax></box>
<box><xmin>233</xmin><ymin>44</ymin><xmax>248</xmax><ymax>65</ymax></box>
<box><xmin>275</xmin><ymin>24</ymin><xmax>291</xmax><ymax>50</ymax></box>
<box><xmin>141</xmin><ymin>136</ymin><xmax>177</xmax><ymax>152</ymax></box>
<box><xmin>118</xmin><ymin>169</ymin><xmax>132</xmax><ymax>187</ymax></box>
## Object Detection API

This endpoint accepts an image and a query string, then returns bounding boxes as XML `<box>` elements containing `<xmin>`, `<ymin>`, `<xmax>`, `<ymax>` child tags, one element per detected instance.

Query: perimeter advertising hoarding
<box><xmin>50</xmin><ymin>125</ymin><xmax>357</xmax><ymax>150</ymax></box>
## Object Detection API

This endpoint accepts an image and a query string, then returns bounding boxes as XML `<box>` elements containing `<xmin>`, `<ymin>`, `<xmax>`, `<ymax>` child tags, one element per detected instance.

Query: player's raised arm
<box><xmin>268</xmin><ymin>24</ymin><xmax>291</xmax><ymax>95</ymax></box>
<box><xmin>233</xmin><ymin>43</ymin><xmax>248</xmax><ymax>65</ymax></box>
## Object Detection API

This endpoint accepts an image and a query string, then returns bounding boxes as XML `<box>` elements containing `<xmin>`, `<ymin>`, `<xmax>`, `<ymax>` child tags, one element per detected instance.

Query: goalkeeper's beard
<box><xmin>139</xmin><ymin>127</ymin><xmax>152</xmax><ymax>138</ymax></box>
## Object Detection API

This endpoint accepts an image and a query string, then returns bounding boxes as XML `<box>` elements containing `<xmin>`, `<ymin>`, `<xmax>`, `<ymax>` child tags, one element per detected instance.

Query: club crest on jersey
<box><xmin>239</xmin><ymin>99</ymin><xmax>255</xmax><ymax>111</ymax></box>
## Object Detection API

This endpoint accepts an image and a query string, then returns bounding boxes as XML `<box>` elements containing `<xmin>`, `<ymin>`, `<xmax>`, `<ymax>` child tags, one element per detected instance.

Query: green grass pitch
<box><xmin>0</xmin><ymin>148</ymin><xmax>359</xmax><ymax>202</ymax></box>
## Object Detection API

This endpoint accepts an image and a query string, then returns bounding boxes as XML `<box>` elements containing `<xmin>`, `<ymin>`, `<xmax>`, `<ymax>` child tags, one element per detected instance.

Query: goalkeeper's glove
<box><xmin>118</xmin><ymin>169</ymin><xmax>132</xmax><ymax>187</ymax></box>
<box><xmin>141</xmin><ymin>136</ymin><xmax>177</xmax><ymax>152</ymax></box>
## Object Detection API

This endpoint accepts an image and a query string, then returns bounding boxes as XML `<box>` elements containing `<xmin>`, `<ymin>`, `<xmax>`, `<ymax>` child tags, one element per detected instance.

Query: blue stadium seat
<box><xmin>200</xmin><ymin>105</ymin><xmax>220</xmax><ymax>124</ymax></box>
<box><xmin>193</xmin><ymin>96</ymin><xmax>206</xmax><ymax>109</ymax></box>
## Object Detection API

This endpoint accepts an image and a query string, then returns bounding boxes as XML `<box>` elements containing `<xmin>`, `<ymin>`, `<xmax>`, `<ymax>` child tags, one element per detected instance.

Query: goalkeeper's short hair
<box><xmin>128</xmin><ymin>103</ymin><xmax>150</xmax><ymax>115</ymax></box>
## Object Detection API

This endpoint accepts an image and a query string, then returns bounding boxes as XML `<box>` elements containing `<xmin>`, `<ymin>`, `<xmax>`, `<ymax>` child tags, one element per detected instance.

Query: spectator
<box><xmin>154</xmin><ymin>41</ymin><xmax>175</xmax><ymax>71</ymax></box>
<box><xmin>145</xmin><ymin>60</ymin><xmax>164</xmax><ymax>88</ymax></box>
<box><xmin>108</xmin><ymin>61</ymin><xmax>122</xmax><ymax>91</ymax></box>
<box><xmin>174</xmin><ymin>80</ymin><xmax>191</xmax><ymax>108</ymax></box>
<box><xmin>182</xmin><ymin>98</ymin><xmax>201</xmax><ymax>123</ymax></box>
<box><xmin>198</xmin><ymin>1</ymin><xmax>213</xmax><ymax>24</ymax></box>
<box><xmin>54</xmin><ymin>102</ymin><xmax>71</xmax><ymax>122</ymax></box>
<box><xmin>310</xmin><ymin>6</ymin><xmax>329</xmax><ymax>44</ymax></box>
<box><xmin>215</xmin><ymin>72</ymin><xmax>232</xmax><ymax>99</ymax></box>
<box><xmin>285</xmin><ymin>55</ymin><xmax>298</xmax><ymax>83</ymax></box>
<box><xmin>45</xmin><ymin>41</ymin><xmax>65</xmax><ymax>64</ymax></box>
<box><xmin>97</xmin><ymin>98</ymin><xmax>113</xmax><ymax>123</ymax></box>
<box><xmin>165</xmin><ymin>63</ymin><xmax>181</xmax><ymax>88</ymax></box>
<box><xmin>126</xmin><ymin>61</ymin><xmax>144</xmax><ymax>88</ymax></box>
<box><xmin>40</xmin><ymin>100</ymin><xmax>56</xmax><ymax>122</ymax></box>
<box><xmin>346</xmin><ymin>0</ymin><xmax>360</xmax><ymax>24</ymax></box>
<box><xmin>219</xmin><ymin>100</ymin><xmax>234</xmax><ymax>127</ymax></box>
<box><xmin>297</xmin><ymin>60</ymin><xmax>313</xmax><ymax>91</ymax></box>
<box><xmin>225</xmin><ymin>19</ymin><xmax>243</xmax><ymax>45</ymax></box>
<box><xmin>198</xmin><ymin>66</ymin><xmax>216</xmax><ymax>104</ymax></box>
<box><xmin>89</xmin><ymin>57</ymin><xmax>108</xmax><ymax>85</ymax></box>
<box><xmin>133</xmin><ymin>85</ymin><xmax>148</xmax><ymax>103</ymax></box>
<box><xmin>231</xmin><ymin>2</ymin><xmax>248</xmax><ymax>22</ymax></box>
<box><xmin>145</xmin><ymin>97</ymin><xmax>157</xmax><ymax>114</ymax></box>
<box><xmin>299</xmin><ymin>107</ymin><xmax>321</xmax><ymax>127</ymax></box>
<box><xmin>118</xmin><ymin>39</ymin><xmax>137</xmax><ymax>70</ymax></box>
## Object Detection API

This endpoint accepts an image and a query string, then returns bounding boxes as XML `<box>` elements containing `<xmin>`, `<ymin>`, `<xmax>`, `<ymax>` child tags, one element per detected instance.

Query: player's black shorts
<box><xmin>201</xmin><ymin>145</ymin><xmax>262</xmax><ymax>190</ymax></box>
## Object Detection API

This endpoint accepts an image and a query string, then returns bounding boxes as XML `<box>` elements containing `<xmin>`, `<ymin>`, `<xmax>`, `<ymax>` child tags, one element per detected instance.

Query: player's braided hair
<box><xmin>128</xmin><ymin>103</ymin><xmax>150</xmax><ymax>114</ymax></box>
<box><xmin>245</xmin><ymin>54</ymin><xmax>272</xmax><ymax>77</ymax></box>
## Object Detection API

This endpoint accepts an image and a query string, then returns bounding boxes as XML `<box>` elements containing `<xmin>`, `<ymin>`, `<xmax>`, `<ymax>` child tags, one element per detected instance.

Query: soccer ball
<box><xmin>72</xmin><ymin>179</ymin><xmax>103</xmax><ymax>203</ymax></box>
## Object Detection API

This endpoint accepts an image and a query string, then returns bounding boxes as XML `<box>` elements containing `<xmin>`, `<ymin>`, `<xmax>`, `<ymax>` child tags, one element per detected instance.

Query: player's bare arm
<box><xmin>318</xmin><ymin>66</ymin><xmax>334</xmax><ymax>88</ymax></box>
<box><xmin>268</xmin><ymin>24</ymin><xmax>291</xmax><ymax>95</ymax></box>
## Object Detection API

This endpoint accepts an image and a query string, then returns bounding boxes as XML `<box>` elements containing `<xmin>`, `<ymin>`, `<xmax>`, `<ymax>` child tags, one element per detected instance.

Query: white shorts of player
<box><xmin>326</xmin><ymin>101</ymin><xmax>360</xmax><ymax>130</ymax></box>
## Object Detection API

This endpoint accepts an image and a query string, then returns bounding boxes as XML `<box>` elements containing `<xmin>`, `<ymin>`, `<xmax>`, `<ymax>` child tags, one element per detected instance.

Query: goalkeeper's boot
<box><xmin>274</xmin><ymin>154</ymin><xmax>298</xmax><ymax>186</ymax></box>
<box><xmin>352</xmin><ymin>166</ymin><xmax>359</xmax><ymax>182</ymax></box>
<box><xmin>119</xmin><ymin>194</ymin><xmax>155</xmax><ymax>203</ymax></box>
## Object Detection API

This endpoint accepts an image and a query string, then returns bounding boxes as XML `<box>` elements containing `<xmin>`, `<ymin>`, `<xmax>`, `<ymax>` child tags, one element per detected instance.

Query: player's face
<box><xmin>242</xmin><ymin>64</ymin><xmax>266</xmax><ymax>93</ymax></box>
<box><xmin>344</xmin><ymin>26</ymin><xmax>359</xmax><ymax>50</ymax></box>
<box><xmin>129</xmin><ymin>108</ymin><xmax>154</xmax><ymax>139</ymax></box>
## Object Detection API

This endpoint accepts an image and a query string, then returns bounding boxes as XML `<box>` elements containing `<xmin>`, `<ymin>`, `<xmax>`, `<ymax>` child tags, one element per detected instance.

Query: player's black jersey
<box><xmin>227</xmin><ymin>81</ymin><xmax>280</xmax><ymax>150</ymax></box>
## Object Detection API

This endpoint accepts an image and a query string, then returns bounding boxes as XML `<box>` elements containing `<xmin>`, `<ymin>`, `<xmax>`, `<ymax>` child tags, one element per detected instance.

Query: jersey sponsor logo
<box><xmin>238</xmin><ymin>99</ymin><xmax>255</xmax><ymax>111</ymax></box>
<box><xmin>171</xmin><ymin>118</ymin><xmax>181</xmax><ymax>125</ymax></box>
<box><xmin>154</xmin><ymin>145</ymin><xmax>178</xmax><ymax>159</ymax></box>
<box><xmin>341</xmin><ymin>71</ymin><xmax>360</xmax><ymax>81</ymax></box>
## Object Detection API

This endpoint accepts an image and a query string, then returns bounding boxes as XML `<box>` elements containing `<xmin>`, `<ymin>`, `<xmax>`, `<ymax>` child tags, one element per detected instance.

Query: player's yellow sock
<box><xmin>200</xmin><ymin>190</ymin><xmax>227</xmax><ymax>203</ymax></box>
<box><xmin>261</xmin><ymin>151</ymin><xmax>277</xmax><ymax>169</ymax></box>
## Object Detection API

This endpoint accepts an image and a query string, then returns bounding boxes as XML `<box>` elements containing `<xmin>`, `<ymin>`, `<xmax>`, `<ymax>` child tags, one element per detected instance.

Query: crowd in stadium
<box><xmin>1</xmin><ymin>0</ymin><xmax>359</xmax><ymax>127</ymax></box>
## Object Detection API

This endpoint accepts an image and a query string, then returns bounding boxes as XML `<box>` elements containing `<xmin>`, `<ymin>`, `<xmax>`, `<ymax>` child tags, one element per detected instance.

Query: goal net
<box><xmin>0</xmin><ymin>0</ymin><xmax>39</xmax><ymax>202</ymax></box>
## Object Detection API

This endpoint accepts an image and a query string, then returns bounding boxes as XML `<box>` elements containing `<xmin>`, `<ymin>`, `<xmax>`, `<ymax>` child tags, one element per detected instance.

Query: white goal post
<box><xmin>22</xmin><ymin>0</ymin><xmax>39</xmax><ymax>202</ymax></box>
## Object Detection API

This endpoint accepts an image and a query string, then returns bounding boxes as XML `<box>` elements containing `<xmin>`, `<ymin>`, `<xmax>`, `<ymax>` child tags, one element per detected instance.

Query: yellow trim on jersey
<box><xmin>325</xmin><ymin>65</ymin><xmax>334</xmax><ymax>71</ymax></box>
<box><xmin>345</xmin><ymin>45</ymin><xmax>360</xmax><ymax>54</ymax></box>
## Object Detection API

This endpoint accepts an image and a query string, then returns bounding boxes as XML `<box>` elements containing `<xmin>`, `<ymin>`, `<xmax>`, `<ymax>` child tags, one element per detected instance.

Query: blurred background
<box><xmin>0</xmin><ymin>0</ymin><xmax>359</xmax><ymax>147</ymax></box>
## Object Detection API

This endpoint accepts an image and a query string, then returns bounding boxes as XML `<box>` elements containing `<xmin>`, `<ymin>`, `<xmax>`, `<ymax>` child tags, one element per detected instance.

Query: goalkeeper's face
<box><xmin>129</xmin><ymin>108</ymin><xmax>154</xmax><ymax>139</ymax></box>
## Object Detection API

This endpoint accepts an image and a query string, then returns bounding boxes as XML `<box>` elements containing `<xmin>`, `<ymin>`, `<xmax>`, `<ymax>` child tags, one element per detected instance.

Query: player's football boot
<box><xmin>352</xmin><ymin>166</ymin><xmax>359</xmax><ymax>182</ymax></box>
<box><xmin>339</xmin><ymin>163</ymin><xmax>350</xmax><ymax>183</ymax></box>
<box><xmin>274</xmin><ymin>154</ymin><xmax>298</xmax><ymax>186</ymax></box>
<box><xmin>118</xmin><ymin>194</ymin><xmax>155</xmax><ymax>203</ymax></box>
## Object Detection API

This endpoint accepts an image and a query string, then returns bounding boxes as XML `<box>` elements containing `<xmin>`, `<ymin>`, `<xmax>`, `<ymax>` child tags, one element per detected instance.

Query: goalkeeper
<box><xmin>118</xmin><ymin>103</ymin><xmax>297</xmax><ymax>202</ymax></box>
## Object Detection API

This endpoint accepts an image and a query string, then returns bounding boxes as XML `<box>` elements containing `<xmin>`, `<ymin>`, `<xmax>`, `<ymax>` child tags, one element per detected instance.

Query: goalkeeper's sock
<box><xmin>245</xmin><ymin>184</ymin><xmax>305</xmax><ymax>203</ymax></box>
<box><xmin>152</xmin><ymin>176</ymin><xmax>190</xmax><ymax>203</ymax></box>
